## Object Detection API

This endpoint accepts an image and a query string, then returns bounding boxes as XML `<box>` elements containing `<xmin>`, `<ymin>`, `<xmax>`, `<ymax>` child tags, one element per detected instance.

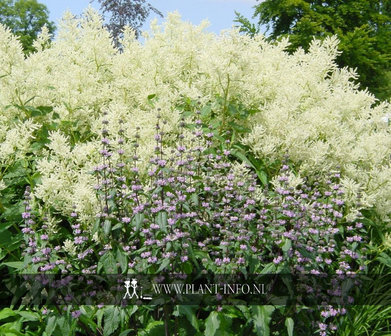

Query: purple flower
<box><xmin>22</xmin><ymin>212</ymin><xmax>31</xmax><ymax>219</ymax></box>
<box><xmin>74</xmin><ymin>236</ymin><xmax>85</xmax><ymax>244</ymax></box>
<box><xmin>273</xmin><ymin>256</ymin><xmax>283</xmax><ymax>264</ymax></box>
<box><xmin>148</xmin><ymin>256</ymin><xmax>158</xmax><ymax>263</ymax></box>
<box><xmin>42</xmin><ymin>247</ymin><xmax>51</xmax><ymax>255</ymax></box>
<box><xmin>319</xmin><ymin>323</ymin><xmax>327</xmax><ymax>331</ymax></box>
<box><xmin>32</xmin><ymin>256</ymin><xmax>41</xmax><ymax>263</ymax></box>
<box><xmin>71</xmin><ymin>310</ymin><xmax>82</xmax><ymax>318</ymax></box>
<box><xmin>40</xmin><ymin>264</ymin><xmax>55</xmax><ymax>272</ymax></box>
<box><xmin>157</xmin><ymin>159</ymin><xmax>167</xmax><ymax>167</ymax></box>
<box><xmin>99</xmin><ymin>149</ymin><xmax>112</xmax><ymax>157</ymax></box>
<box><xmin>141</xmin><ymin>252</ymin><xmax>151</xmax><ymax>258</ymax></box>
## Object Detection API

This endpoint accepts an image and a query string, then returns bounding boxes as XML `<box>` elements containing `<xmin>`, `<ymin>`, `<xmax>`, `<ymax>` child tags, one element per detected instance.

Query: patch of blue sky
<box><xmin>39</xmin><ymin>0</ymin><xmax>259</xmax><ymax>35</ymax></box>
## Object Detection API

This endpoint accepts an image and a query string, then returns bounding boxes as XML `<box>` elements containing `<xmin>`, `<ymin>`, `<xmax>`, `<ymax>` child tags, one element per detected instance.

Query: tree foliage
<box><xmin>236</xmin><ymin>0</ymin><xmax>391</xmax><ymax>100</ymax></box>
<box><xmin>94</xmin><ymin>0</ymin><xmax>162</xmax><ymax>44</ymax></box>
<box><xmin>0</xmin><ymin>0</ymin><xmax>55</xmax><ymax>54</ymax></box>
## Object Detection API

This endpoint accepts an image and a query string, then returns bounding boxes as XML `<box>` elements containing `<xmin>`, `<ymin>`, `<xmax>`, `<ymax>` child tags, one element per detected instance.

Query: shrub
<box><xmin>0</xmin><ymin>9</ymin><xmax>389</xmax><ymax>222</ymax></box>
<box><xmin>18</xmin><ymin>115</ymin><xmax>367</xmax><ymax>335</ymax></box>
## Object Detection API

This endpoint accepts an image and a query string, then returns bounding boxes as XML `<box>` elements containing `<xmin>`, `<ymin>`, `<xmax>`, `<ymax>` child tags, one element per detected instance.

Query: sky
<box><xmin>39</xmin><ymin>0</ymin><xmax>259</xmax><ymax>35</ymax></box>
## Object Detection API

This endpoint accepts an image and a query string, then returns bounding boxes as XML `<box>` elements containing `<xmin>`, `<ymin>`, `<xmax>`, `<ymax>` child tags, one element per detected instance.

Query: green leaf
<box><xmin>191</xmin><ymin>193</ymin><xmax>199</xmax><ymax>206</ymax></box>
<box><xmin>112</xmin><ymin>223</ymin><xmax>123</xmax><ymax>231</ymax></box>
<box><xmin>377</xmin><ymin>252</ymin><xmax>391</xmax><ymax>268</ymax></box>
<box><xmin>259</xmin><ymin>263</ymin><xmax>276</xmax><ymax>274</ymax></box>
<box><xmin>0</xmin><ymin>324</ymin><xmax>25</xmax><ymax>336</ymax></box>
<box><xmin>230</xmin><ymin>121</ymin><xmax>250</xmax><ymax>134</ymax></box>
<box><xmin>103</xmin><ymin>306</ymin><xmax>121</xmax><ymax>336</ymax></box>
<box><xmin>205</xmin><ymin>311</ymin><xmax>220</xmax><ymax>336</ymax></box>
<box><xmin>116</xmin><ymin>248</ymin><xmax>128</xmax><ymax>273</ymax></box>
<box><xmin>98</xmin><ymin>251</ymin><xmax>117</xmax><ymax>273</ymax></box>
<box><xmin>144</xmin><ymin>321</ymin><xmax>165</xmax><ymax>336</ymax></box>
<box><xmin>133</xmin><ymin>213</ymin><xmax>144</xmax><ymax>231</ymax></box>
<box><xmin>231</xmin><ymin>149</ymin><xmax>255</xmax><ymax>170</ymax></box>
<box><xmin>103</xmin><ymin>220</ymin><xmax>112</xmax><ymax>236</ymax></box>
<box><xmin>2</xmin><ymin>262</ymin><xmax>24</xmax><ymax>270</ymax></box>
<box><xmin>0</xmin><ymin>248</ymin><xmax>5</xmax><ymax>261</ymax></box>
<box><xmin>156</xmin><ymin>212</ymin><xmax>168</xmax><ymax>232</ymax></box>
<box><xmin>28</xmin><ymin>105</ymin><xmax>53</xmax><ymax>117</ymax></box>
<box><xmin>45</xmin><ymin>315</ymin><xmax>57</xmax><ymax>335</ymax></box>
<box><xmin>285</xmin><ymin>317</ymin><xmax>294</xmax><ymax>336</ymax></box>
<box><xmin>157</xmin><ymin>258</ymin><xmax>171</xmax><ymax>272</ymax></box>
<box><xmin>251</xmin><ymin>306</ymin><xmax>275</xmax><ymax>336</ymax></box>
<box><xmin>0</xmin><ymin>221</ymin><xmax>14</xmax><ymax>233</ymax></box>
<box><xmin>257</xmin><ymin>170</ymin><xmax>268</xmax><ymax>186</ymax></box>
<box><xmin>201</xmin><ymin>104</ymin><xmax>212</xmax><ymax>117</ymax></box>
<box><xmin>178</xmin><ymin>306</ymin><xmax>200</xmax><ymax>332</ymax></box>
<box><xmin>216</xmin><ymin>314</ymin><xmax>232</xmax><ymax>336</ymax></box>
<box><xmin>16</xmin><ymin>310</ymin><xmax>39</xmax><ymax>321</ymax></box>
<box><xmin>282</xmin><ymin>239</ymin><xmax>292</xmax><ymax>253</ymax></box>
<box><xmin>182</xmin><ymin>261</ymin><xmax>193</xmax><ymax>274</ymax></box>
<box><xmin>0</xmin><ymin>230</ymin><xmax>13</xmax><ymax>248</ymax></box>
<box><xmin>54</xmin><ymin>316</ymin><xmax>70</xmax><ymax>336</ymax></box>
<box><xmin>96</xmin><ymin>308</ymin><xmax>104</xmax><ymax>329</ymax></box>
<box><xmin>79</xmin><ymin>314</ymin><xmax>98</xmax><ymax>334</ymax></box>
<box><xmin>0</xmin><ymin>308</ymin><xmax>16</xmax><ymax>320</ymax></box>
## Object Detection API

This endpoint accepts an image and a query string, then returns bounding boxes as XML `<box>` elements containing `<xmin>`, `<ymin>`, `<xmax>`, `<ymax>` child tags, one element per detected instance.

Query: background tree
<box><xmin>94</xmin><ymin>0</ymin><xmax>162</xmax><ymax>45</ymax></box>
<box><xmin>0</xmin><ymin>0</ymin><xmax>55</xmax><ymax>54</ymax></box>
<box><xmin>235</xmin><ymin>0</ymin><xmax>391</xmax><ymax>100</ymax></box>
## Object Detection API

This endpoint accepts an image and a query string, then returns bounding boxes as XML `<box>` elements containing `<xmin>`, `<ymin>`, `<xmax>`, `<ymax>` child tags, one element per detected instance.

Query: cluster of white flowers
<box><xmin>0</xmin><ymin>8</ymin><xmax>390</xmax><ymax>221</ymax></box>
<box><xmin>34</xmin><ymin>131</ymin><xmax>100</xmax><ymax>222</ymax></box>
<box><xmin>0</xmin><ymin>118</ymin><xmax>39</xmax><ymax>164</ymax></box>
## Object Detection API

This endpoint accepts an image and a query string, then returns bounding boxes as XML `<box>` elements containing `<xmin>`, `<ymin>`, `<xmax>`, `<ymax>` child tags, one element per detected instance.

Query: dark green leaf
<box><xmin>157</xmin><ymin>258</ymin><xmax>171</xmax><ymax>272</ymax></box>
<box><xmin>178</xmin><ymin>305</ymin><xmax>200</xmax><ymax>332</ymax></box>
<box><xmin>103</xmin><ymin>306</ymin><xmax>121</xmax><ymax>336</ymax></box>
<box><xmin>116</xmin><ymin>248</ymin><xmax>128</xmax><ymax>273</ymax></box>
<box><xmin>156</xmin><ymin>212</ymin><xmax>168</xmax><ymax>232</ymax></box>
<box><xmin>103</xmin><ymin>220</ymin><xmax>112</xmax><ymax>236</ymax></box>
<box><xmin>251</xmin><ymin>306</ymin><xmax>275</xmax><ymax>336</ymax></box>
<box><xmin>205</xmin><ymin>311</ymin><xmax>220</xmax><ymax>336</ymax></box>
<box><xmin>145</xmin><ymin>321</ymin><xmax>165</xmax><ymax>336</ymax></box>
<box><xmin>98</xmin><ymin>251</ymin><xmax>117</xmax><ymax>273</ymax></box>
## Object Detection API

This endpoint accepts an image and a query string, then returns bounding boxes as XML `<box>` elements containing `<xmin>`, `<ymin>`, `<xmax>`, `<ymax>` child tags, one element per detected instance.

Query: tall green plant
<box><xmin>0</xmin><ymin>0</ymin><xmax>55</xmax><ymax>54</ymax></box>
<box><xmin>235</xmin><ymin>0</ymin><xmax>391</xmax><ymax>100</ymax></box>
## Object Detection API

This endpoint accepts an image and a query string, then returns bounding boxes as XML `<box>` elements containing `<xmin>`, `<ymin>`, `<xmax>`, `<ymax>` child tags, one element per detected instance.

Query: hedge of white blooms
<box><xmin>0</xmin><ymin>8</ymin><xmax>390</xmax><ymax>222</ymax></box>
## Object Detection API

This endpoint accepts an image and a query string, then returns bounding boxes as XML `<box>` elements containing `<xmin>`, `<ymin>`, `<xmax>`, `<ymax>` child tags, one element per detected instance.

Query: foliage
<box><xmin>11</xmin><ymin>115</ymin><xmax>368</xmax><ymax>335</ymax></box>
<box><xmin>235</xmin><ymin>0</ymin><xmax>391</xmax><ymax>100</ymax></box>
<box><xmin>0</xmin><ymin>10</ymin><xmax>389</xmax><ymax>222</ymax></box>
<box><xmin>93</xmin><ymin>0</ymin><xmax>162</xmax><ymax>44</ymax></box>
<box><xmin>234</xmin><ymin>10</ymin><xmax>260</xmax><ymax>37</ymax></box>
<box><xmin>0</xmin><ymin>9</ymin><xmax>390</xmax><ymax>336</ymax></box>
<box><xmin>0</xmin><ymin>0</ymin><xmax>55</xmax><ymax>54</ymax></box>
